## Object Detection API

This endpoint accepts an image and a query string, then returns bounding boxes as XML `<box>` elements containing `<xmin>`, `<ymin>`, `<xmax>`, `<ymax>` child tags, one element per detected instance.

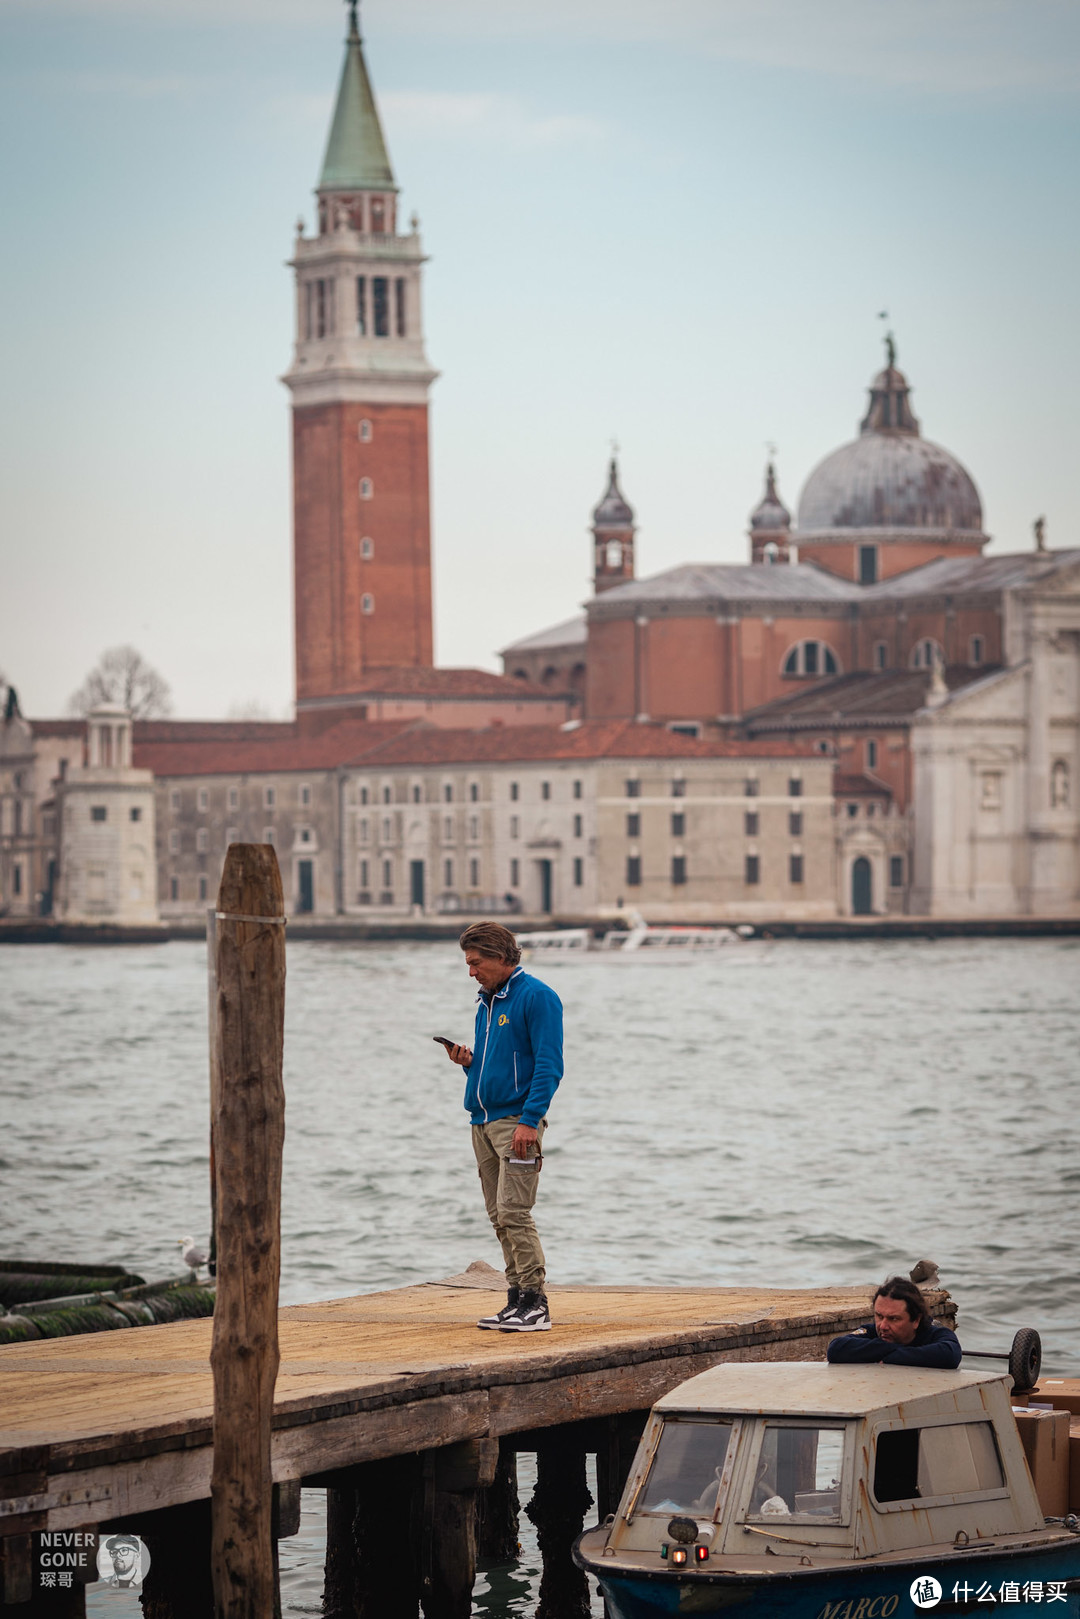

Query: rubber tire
<box><xmin>1009</xmin><ymin>1327</ymin><xmax>1041</xmax><ymax>1393</ymax></box>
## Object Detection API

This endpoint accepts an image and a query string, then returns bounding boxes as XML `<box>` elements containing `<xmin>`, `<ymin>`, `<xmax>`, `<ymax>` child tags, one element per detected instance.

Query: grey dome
<box><xmin>797</xmin><ymin>434</ymin><xmax>983</xmax><ymax>533</ymax></box>
<box><xmin>593</xmin><ymin>457</ymin><xmax>634</xmax><ymax>528</ymax></box>
<box><xmin>750</xmin><ymin>462</ymin><xmax>791</xmax><ymax>531</ymax></box>
<box><xmin>796</xmin><ymin>345</ymin><xmax>984</xmax><ymax>536</ymax></box>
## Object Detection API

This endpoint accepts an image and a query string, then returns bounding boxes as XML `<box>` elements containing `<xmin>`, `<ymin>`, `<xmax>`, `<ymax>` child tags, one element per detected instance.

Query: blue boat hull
<box><xmin>579</xmin><ymin>1541</ymin><xmax>1080</xmax><ymax>1618</ymax></box>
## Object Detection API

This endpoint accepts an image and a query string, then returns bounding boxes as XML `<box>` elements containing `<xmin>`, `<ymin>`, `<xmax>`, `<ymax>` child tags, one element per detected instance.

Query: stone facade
<box><xmin>56</xmin><ymin>707</ymin><xmax>159</xmax><ymax>926</ymax></box>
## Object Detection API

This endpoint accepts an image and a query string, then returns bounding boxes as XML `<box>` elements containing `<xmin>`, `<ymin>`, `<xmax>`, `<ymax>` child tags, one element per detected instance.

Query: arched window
<box><xmin>605</xmin><ymin>540</ymin><xmax>623</xmax><ymax>569</ymax></box>
<box><xmin>762</xmin><ymin>542</ymin><xmax>779</xmax><ymax>565</ymax></box>
<box><xmin>360</xmin><ymin>536</ymin><xmax>374</xmax><ymax>559</ymax></box>
<box><xmin>782</xmin><ymin>640</ymin><xmax>840</xmax><ymax>678</ymax></box>
<box><xmin>910</xmin><ymin>638</ymin><xmax>944</xmax><ymax>669</ymax></box>
<box><xmin>359</xmin><ymin>477</ymin><xmax>373</xmax><ymax>500</ymax></box>
<box><xmin>1051</xmin><ymin>759</ymin><xmax>1069</xmax><ymax>809</ymax></box>
<box><xmin>361</xmin><ymin>593</ymin><xmax>374</xmax><ymax>614</ymax></box>
<box><xmin>358</xmin><ymin>419</ymin><xmax>373</xmax><ymax>442</ymax></box>
<box><xmin>512</xmin><ymin>668</ymin><xmax>529</xmax><ymax>680</ymax></box>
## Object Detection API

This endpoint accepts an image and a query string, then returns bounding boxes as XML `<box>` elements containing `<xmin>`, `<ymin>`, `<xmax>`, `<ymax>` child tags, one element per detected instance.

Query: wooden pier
<box><xmin>0</xmin><ymin>1263</ymin><xmax>954</xmax><ymax>1616</ymax></box>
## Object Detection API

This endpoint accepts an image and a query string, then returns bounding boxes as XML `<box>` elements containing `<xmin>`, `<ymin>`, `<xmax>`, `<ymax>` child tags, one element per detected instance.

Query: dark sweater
<box><xmin>826</xmin><ymin>1318</ymin><xmax>961</xmax><ymax>1369</ymax></box>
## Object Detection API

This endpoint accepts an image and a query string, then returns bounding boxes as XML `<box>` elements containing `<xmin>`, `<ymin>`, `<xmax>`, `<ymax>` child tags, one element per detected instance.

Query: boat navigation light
<box><xmin>670</xmin><ymin>1547</ymin><xmax>688</xmax><ymax>1566</ymax></box>
<box><xmin>694</xmin><ymin>1543</ymin><xmax>709</xmax><ymax>1562</ymax></box>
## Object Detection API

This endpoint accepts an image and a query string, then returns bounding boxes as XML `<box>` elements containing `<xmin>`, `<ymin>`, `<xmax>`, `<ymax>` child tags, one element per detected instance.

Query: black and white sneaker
<box><xmin>498</xmin><ymin>1289</ymin><xmax>552</xmax><ymax>1332</ymax></box>
<box><xmin>477</xmin><ymin>1288</ymin><xmax>520</xmax><ymax>1330</ymax></box>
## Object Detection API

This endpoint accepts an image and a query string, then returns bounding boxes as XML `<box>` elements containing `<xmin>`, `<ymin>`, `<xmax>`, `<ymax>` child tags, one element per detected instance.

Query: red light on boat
<box><xmin>695</xmin><ymin>1543</ymin><xmax>709</xmax><ymax>1562</ymax></box>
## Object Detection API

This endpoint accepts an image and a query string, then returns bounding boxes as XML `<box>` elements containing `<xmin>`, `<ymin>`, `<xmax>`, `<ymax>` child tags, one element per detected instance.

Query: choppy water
<box><xmin>3</xmin><ymin>937</ymin><xmax>1078</xmax><ymax>1615</ymax></box>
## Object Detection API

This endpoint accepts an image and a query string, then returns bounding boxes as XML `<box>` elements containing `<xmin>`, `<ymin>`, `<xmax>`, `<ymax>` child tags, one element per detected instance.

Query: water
<box><xmin>3</xmin><ymin>936</ymin><xmax>1078</xmax><ymax>1614</ymax></box>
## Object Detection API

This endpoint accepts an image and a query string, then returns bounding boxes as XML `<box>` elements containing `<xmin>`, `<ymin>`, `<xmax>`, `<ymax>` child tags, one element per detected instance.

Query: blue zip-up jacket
<box><xmin>463</xmin><ymin>968</ymin><xmax>563</xmax><ymax>1129</ymax></box>
<box><xmin>826</xmin><ymin>1319</ymin><xmax>962</xmax><ymax>1369</ymax></box>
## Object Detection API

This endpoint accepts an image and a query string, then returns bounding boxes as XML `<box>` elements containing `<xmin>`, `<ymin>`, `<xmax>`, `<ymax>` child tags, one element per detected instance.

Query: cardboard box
<box><xmin>1031</xmin><ymin>1379</ymin><xmax>1080</xmax><ymax>1417</ymax></box>
<box><xmin>1014</xmin><ymin>1409</ymin><xmax>1070</xmax><ymax>1516</ymax></box>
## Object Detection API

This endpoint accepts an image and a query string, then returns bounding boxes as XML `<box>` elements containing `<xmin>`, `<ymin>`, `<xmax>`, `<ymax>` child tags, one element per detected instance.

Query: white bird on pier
<box><xmin>179</xmin><ymin>1236</ymin><xmax>210</xmax><ymax>1272</ymax></box>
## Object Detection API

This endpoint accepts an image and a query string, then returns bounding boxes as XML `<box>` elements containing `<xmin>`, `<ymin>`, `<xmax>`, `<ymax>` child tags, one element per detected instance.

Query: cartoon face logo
<box><xmin>498</xmin><ymin>1013</ymin><xmax>509</xmax><ymax>1026</ymax></box>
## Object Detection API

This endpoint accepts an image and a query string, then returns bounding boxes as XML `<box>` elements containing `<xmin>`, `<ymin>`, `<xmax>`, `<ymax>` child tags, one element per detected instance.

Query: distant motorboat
<box><xmin>517</xmin><ymin>912</ymin><xmax>769</xmax><ymax>965</ymax></box>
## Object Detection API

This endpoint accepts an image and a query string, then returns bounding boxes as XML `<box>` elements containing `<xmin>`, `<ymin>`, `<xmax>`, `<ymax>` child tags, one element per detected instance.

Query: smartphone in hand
<box><xmin>433</xmin><ymin>1036</ymin><xmax>456</xmax><ymax>1049</ymax></box>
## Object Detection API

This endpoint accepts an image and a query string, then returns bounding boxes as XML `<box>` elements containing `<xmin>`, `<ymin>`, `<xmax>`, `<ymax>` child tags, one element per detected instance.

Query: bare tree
<box><xmin>68</xmin><ymin>646</ymin><xmax>173</xmax><ymax>719</ymax></box>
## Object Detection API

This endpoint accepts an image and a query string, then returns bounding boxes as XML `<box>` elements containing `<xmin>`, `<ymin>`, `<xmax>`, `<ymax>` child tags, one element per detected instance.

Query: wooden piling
<box><xmin>209</xmin><ymin>846</ymin><xmax>286</xmax><ymax>1619</ymax></box>
<box><xmin>525</xmin><ymin>1430</ymin><xmax>594</xmax><ymax>1619</ymax></box>
<box><xmin>320</xmin><ymin>1458</ymin><xmax>421</xmax><ymax>1619</ymax></box>
<box><xmin>475</xmin><ymin>1439</ymin><xmax>520</xmax><ymax>1563</ymax></box>
<box><xmin>420</xmin><ymin>1438</ymin><xmax>498</xmax><ymax>1619</ymax></box>
<box><xmin>133</xmin><ymin>1500</ymin><xmax>214</xmax><ymax>1619</ymax></box>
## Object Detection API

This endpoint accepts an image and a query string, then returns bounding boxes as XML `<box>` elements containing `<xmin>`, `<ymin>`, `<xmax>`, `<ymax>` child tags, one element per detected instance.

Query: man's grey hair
<box><xmin>459</xmin><ymin>921</ymin><xmax>521</xmax><ymax>965</ymax></box>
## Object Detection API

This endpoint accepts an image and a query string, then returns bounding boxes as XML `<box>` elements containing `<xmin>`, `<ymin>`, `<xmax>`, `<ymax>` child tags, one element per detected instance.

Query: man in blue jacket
<box><xmin>443</xmin><ymin>921</ymin><xmax>563</xmax><ymax>1333</ymax></box>
<box><xmin>827</xmin><ymin>1277</ymin><xmax>962</xmax><ymax>1368</ymax></box>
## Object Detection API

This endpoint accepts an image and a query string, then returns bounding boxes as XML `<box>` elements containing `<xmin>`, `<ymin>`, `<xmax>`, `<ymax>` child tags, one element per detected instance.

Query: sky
<box><xmin>2</xmin><ymin>0</ymin><xmax>1078</xmax><ymax>719</ymax></box>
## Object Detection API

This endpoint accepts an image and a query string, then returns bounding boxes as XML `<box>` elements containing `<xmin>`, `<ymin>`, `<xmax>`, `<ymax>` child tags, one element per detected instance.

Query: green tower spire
<box><xmin>318</xmin><ymin>2</ymin><xmax>396</xmax><ymax>193</ymax></box>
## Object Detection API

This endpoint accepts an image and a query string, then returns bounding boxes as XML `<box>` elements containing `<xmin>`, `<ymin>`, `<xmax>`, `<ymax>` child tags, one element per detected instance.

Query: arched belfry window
<box><xmin>782</xmin><ymin>640</ymin><xmax>840</xmax><ymax>678</ymax></box>
<box><xmin>910</xmin><ymin>638</ymin><xmax>944</xmax><ymax>669</ymax></box>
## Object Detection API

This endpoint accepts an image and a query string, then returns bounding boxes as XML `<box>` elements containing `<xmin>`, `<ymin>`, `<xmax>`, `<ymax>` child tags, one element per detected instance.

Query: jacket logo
<box><xmin>498</xmin><ymin>1014</ymin><xmax>509</xmax><ymax>1026</ymax></box>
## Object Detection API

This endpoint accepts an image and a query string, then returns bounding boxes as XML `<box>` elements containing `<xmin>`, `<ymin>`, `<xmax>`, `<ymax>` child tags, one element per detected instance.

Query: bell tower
<box><xmin>591</xmin><ymin>456</ymin><xmax>636</xmax><ymax>593</ymax></box>
<box><xmin>284</xmin><ymin>3</ymin><xmax>438</xmax><ymax>709</ymax></box>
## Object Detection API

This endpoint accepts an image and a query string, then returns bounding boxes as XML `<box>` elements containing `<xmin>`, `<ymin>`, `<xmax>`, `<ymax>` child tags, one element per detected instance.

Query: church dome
<box><xmin>796</xmin><ymin>343</ymin><xmax>984</xmax><ymax>538</ymax></box>
<box><xmin>750</xmin><ymin>462</ymin><xmax>791</xmax><ymax>532</ymax></box>
<box><xmin>592</xmin><ymin>457</ymin><xmax>634</xmax><ymax>529</ymax></box>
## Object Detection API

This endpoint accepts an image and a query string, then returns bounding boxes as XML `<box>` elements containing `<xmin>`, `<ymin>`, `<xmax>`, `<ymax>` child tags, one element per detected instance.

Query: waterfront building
<box><xmin>54</xmin><ymin>705</ymin><xmax>159</xmax><ymax>926</ymax></box>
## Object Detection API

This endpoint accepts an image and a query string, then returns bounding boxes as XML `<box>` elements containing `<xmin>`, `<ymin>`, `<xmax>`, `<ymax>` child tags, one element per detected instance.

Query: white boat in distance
<box><xmin>516</xmin><ymin>912</ymin><xmax>768</xmax><ymax>965</ymax></box>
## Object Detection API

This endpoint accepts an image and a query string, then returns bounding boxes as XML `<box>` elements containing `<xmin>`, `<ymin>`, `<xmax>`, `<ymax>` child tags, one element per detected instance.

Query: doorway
<box><xmin>851</xmin><ymin>857</ymin><xmax>873</xmax><ymax>916</ymax></box>
<box><xmin>410</xmin><ymin>860</ymin><xmax>425</xmax><ymax>910</ymax></box>
<box><xmin>297</xmin><ymin>859</ymin><xmax>314</xmax><ymax>914</ymax></box>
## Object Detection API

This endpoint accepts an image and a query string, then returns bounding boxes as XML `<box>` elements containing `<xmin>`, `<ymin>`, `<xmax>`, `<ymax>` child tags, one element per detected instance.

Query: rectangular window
<box><xmin>626</xmin><ymin>813</ymin><xmax>640</xmax><ymax>837</ymax></box>
<box><xmin>264</xmin><ymin>786</ymin><xmax>275</xmax><ymax>809</ymax></box>
<box><xmin>197</xmin><ymin>788</ymin><xmax>208</xmax><ymax>812</ymax></box>
<box><xmin>359</xmin><ymin>858</ymin><xmax>369</xmax><ymax>889</ymax></box>
<box><xmin>469</xmin><ymin>782</ymin><xmax>479</xmax><ymax>802</ymax></box>
<box><xmin>360</xmin><ymin>785</ymin><xmax>370</xmax><ymax>805</ymax></box>
<box><xmin>170</xmin><ymin>789</ymin><xmax>181</xmax><ymax>812</ymax></box>
<box><xmin>382</xmin><ymin>817</ymin><xmax>392</xmax><ymax>842</ymax></box>
<box><xmin>510</xmin><ymin>816</ymin><xmax>519</xmax><ymax>839</ymax></box>
<box><xmin>573</xmin><ymin>814</ymin><xmax>583</xmax><ymax>838</ymax></box>
<box><xmin>804</xmin><ymin>641</ymin><xmax>819</xmax><ymax>675</ymax></box>
<box><xmin>790</xmin><ymin>854</ymin><xmax>804</xmax><ymax>884</ymax></box>
<box><xmin>444</xmin><ymin>858</ymin><xmax>453</xmax><ymax>888</ymax></box>
<box><xmin>748</xmin><ymin>1425</ymin><xmax>849</xmax><ymax>1524</ymax></box>
<box><xmin>13</xmin><ymin>864</ymin><xmax>22</xmax><ymax>895</ymax></box>
<box><xmin>573</xmin><ymin>857</ymin><xmax>583</xmax><ymax>886</ymax></box>
<box><xmin>264</xmin><ymin>826</ymin><xmax>276</xmax><ymax>845</ymax></box>
<box><xmin>789</xmin><ymin>811</ymin><xmax>802</xmax><ymax>836</ymax></box>
<box><xmin>411</xmin><ymin>784</ymin><xmax>421</xmax><ymax>803</ymax></box>
<box><xmin>859</xmin><ymin>544</ymin><xmax>878</xmax><ymax>584</ymax></box>
<box><xmin>443</xmin><ymin>783</ymin><xmax>453</xmax><ymax>803</ymax></box>
<box><xmin>626</xmin><ymin>855</ymin><xmax>642</xmax><ymax>886</ymax></box>
<box><xmin>510</xmin><ymin>858</ymin><xmax>519</xmax><ymax>887</ymax></box>
<box><xmin>395</xmin><ymin>277</ymin><xmax>406</xmax><ymax>337</ymax></box>
<box><xmin>889</xmin><ymin>855</ymin><xmax>905</xmax><ymax>888</ymax></box>
<box><xmin>356</xmin><ymin>276</ymin><xmax>366</xmax><ymax>335</ymax></box>
<box><xmin>196</xmin><ymin>828</ymin><xmax>209</xmax><ymax>852</ymax></box>
<box><xmin>301</xmin><ymin>784</ymin><xmax>311</xmax><ymax>807</ymax></box>
<box><xmin>359</xmin><ymin>817</ymin><xmax>370</xmax><ymax>842</ymax></box>
<box><xmin>573</xmin><ymin>779</ymin><xmax>582</xmax><ymax>800</ymax></box>
<box><xmin>168</xmin><ymin>875</ymin><xmax>178</xmax><ymax>901</ymax></box>
<box><xmin>626</xmin><ymin>780</ymin><xmax>641</xmax><ymax>798</ymax></box>
<box><xmin>541</xmin><ymin>781</ymin><xmax>551</xmax><ymax>801</ymax></box>
<box><xmin>788</xmin><ymin>778</ymin><xmax>803</xmax><ymax>797</ymax></box>
<box><xmin>874</xmin><ymin>1423</ymin><xmax>1003</xmax><ymax>1506</ymax></box>
<box><xmin>382</xmin><ymin>785</ymin><xmax>392</xmax><ymax>804</ymax></box>
<box><xmin>227</xmin><ymin>787</ymin><xmax>239</xmax><ymax>810</ymax></box>
<box><xmin>91</xmin><ymin>805</ymin><xmax>107</xmax><ymax>823</ymax></box>
<box><xmin>671</xmin><ymin>855</ymin><xmax>687</xmax><ymax>885</ymax></box>
<box><xmin>373</xmin><ymin>277</ymin><xmax>389</xmax><ymax>337</ymax></box>
<box><xmin>745</xmin><ymin>854</ymin><xmax>760</xmax><ymax>885</ymax></box>
<box><xmin>671</xmin><ymin>779</ymin><xmax>686</xmax><ymax>798</ymax></box>
<box><xmin>468</xmin><ymin>815</ymin><xmax>479</xmax><ymax>840</ymax></box>
<box><xmin>198</xmin><ymin>874</ymin><xmax>209</xmax><ymax>902</ymax></box>
<box><xmin>970</xmin><ymin>635</ymin><xmax>984</xmax><ymax>666</ymax></box>
<box><xmin>382</xmin><ymin>858</ymin><xmax>392</xmax><ymax>889</ymax></box>
<box><xmin>510</xmin><ymin>781</ymin><xmax>519</xmax><ymax>801</ymax></box>
<box><xmin>874</xmin><ymin>642</ymin><xmax>888</xmax><ymax>670</ymax></box>
<box><xmin>169</xmin><ymin>829</ymin><xmax>180</xmax><ymax>854</ymax></box>
<box><xmin>469</xmin><ymin>857</ymin><xmax>480</xmax><ymax>887</ymax></box>
<box><xmin>638</xmin><ymin>1419</ymin><xmax>734</xmax><ymax>1518</ymax></box>
<box><xmin>671</xmin><ymin>812</ymin><xmax>685</xmax><ymax>837</ymax></box>
<box><xmin>441</xmin><ymin>816</ymin><xmax>451</xmax><ymax>841</ymax></box>
<box><xmin>866</xmin><ymin>740</ymin><xmax>878</xmax><ymax>771</ymax></box>
<box><xmin>745</xmin><ymin>811</ymin><xmax>758</xmax><ymax>836</ymax></box>
<box><xmin>744</xmin><ymin>778</ymin><xmax>759</xmax><ymax>798</ymax></box>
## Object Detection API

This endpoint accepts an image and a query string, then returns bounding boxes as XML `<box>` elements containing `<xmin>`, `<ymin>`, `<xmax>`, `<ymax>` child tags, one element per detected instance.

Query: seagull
<box><xmin>179</xmin><ymin>1236</ymin><xmax>211</xmax><ymax>1272</ymax></box>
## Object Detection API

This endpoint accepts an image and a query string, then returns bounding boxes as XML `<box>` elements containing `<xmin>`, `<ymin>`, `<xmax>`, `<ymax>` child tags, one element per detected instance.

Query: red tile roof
<box><xmin>344</xmin><ymin>720</ymin><xmax>818</xmax><ymax>768</ymax></box>
<box><xmin>131</xmin><ymin>719</ymin><xmax>417</xmax><ymax>777</ymax></box>
<box><xmin>834</xmin><ymin>771</ymin><xmax>892</xmax><ymax>798</ymax></box>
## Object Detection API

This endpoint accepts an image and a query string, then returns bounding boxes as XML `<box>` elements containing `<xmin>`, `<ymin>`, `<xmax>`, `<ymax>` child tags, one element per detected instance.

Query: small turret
<box><xmin>592</xmin><ymin>456</ymin><xmax>636</xmax><ymax>594</ymax></box>
<box><xmin>749</xmin><ymin>462</ymin><xmax>792</xmax><ymax>564</ymax></box>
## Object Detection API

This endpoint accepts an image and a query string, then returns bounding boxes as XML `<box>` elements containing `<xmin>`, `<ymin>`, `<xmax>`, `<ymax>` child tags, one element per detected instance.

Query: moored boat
<box><xmin>574</xmin><ymin>1361</ymin><xmax>1080</xmax><ymax>1617</ymax></box>
<box><xmin>517</xmin><ymin>912</ymin><xmax>768</xmax><ymax>964</ymax></box>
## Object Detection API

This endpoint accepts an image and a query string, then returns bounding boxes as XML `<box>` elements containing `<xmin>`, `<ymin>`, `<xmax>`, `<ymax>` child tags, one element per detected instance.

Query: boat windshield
<box><xmin>746</xmin><ymin>1423</ymin><xmax>848</xmax><ymax>1522</ymax></box>
<box><xmin>637</xmin><ymin>1419</ymin><xmax>734</xmax><ymax>1519</ymax></box>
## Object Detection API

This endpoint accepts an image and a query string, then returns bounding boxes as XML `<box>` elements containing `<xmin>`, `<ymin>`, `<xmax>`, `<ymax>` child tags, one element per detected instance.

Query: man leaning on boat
<box><xmin>827</xmin><ymin>1276</ymin><xmax>962</xmax><ymax>1368</ymax></box>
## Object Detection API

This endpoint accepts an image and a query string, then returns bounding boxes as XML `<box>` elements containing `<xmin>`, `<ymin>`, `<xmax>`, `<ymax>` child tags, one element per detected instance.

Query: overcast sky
<box><xmin>2</xmin><ymin>0</ymin><xmax>1078</xmax><ymax>719</ymax></box>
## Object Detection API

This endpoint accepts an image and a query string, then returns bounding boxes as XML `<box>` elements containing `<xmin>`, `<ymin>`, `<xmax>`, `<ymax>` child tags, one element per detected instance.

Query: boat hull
<box><xmin>576</xmin><ymin>1536</ymin><xmax>1080</xmax><ymax>1617</ymax></box>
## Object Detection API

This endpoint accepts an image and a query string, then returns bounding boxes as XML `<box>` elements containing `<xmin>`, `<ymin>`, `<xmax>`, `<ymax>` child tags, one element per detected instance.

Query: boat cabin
<box><xmin>606</xmin><ymin>1362</ymin><xmax>1045</xmax><ymax>1567</ymax></box>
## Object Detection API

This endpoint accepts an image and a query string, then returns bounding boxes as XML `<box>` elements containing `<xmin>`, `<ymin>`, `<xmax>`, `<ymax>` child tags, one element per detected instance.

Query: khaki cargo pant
<box><xmin>471</xmin><ymin>1114</ymin><xmax>547</xmax><ymax>1294</ymax></box>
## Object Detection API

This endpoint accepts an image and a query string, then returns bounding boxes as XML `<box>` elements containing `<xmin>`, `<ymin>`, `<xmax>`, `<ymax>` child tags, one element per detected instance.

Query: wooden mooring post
<box><xmin>209</xmin><ymin>845</ymin><xmax>286</xmax><ymax>1619</ymax></box>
